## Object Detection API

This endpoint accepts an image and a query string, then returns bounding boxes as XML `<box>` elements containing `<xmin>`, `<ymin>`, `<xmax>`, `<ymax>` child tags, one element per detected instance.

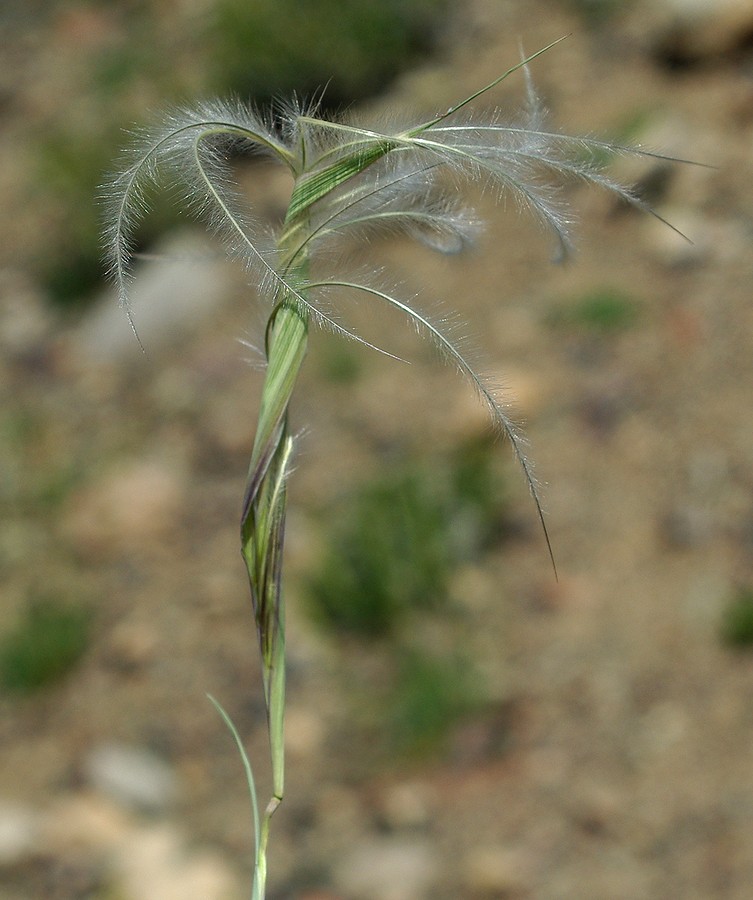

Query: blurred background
<box><xmin>1</xmin><ymin>0</ymin><xmax>753</xmax><ymax>897</ymax></box>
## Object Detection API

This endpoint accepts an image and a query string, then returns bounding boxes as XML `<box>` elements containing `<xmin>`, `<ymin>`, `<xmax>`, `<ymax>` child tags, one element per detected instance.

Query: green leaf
<box><xmin>285</xmin><ymin>142</ymin><xmax>395</xmax><ymax>224</ymax></box>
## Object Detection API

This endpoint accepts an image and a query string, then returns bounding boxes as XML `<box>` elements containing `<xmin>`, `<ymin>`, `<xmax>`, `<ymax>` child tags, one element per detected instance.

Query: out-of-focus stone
<box><xmin>114</xmin><ymin>824</ymin><xmax>240</xmax><ymax>900</ymax></box>
<box><xmin>8</xmin><ymin>792</ymin><xmax>242</xmax><ymax>899</ymax></box>
<box><xmin>641</xmin><ymin>207</ymin><xmax>713</xmax><ymax>268</ymax></box>
<box><xmin>0</xmin><ymin>803</ymin><xmax>40</xmax><ymax>866</ymax></box>
<box><xmin>334</xmin><ymin>836</ymin><xmax>438</xmax><ymax>900</ymax></box>
<box><xmin>104</xmin><ymin>619</ymin><xmax>160</xmax><ymax>672</ymax></box>
<box><xmin>448</xmin><ymin>364</ymin><xmax>548</xmax><ymax>440</ymax></box>
<box><xmin>84</xmin><ymin>743</ymin><xmax>179</xmax><ymax>814</ymax></box>
<box><xmin>463</xmin><ymin>845</ymin><xmax>531</xmax><ymax>896</ymax></box>
<box><xmin>379</xmin><ymin>780</ymin><xmax>434</xmax><ymax>830</ymax></box>
<box><xmin>69</xmin><ymin>231</ymin><xmax>237</xmax><ymax>365</ymax></box>
<box><xmin>660</xmin><ymin>503</ymin><xmax>715</xmax><ymax>548</ymax></box>
<box><xmin>62</xmin><ymin>459</ymin><xmax>185</xmax><ymax>556</ymax></box>
<box><xmin>41</xmin><ymin>792</ymin><xmax>133</xmax><ymax>854</ymax></box>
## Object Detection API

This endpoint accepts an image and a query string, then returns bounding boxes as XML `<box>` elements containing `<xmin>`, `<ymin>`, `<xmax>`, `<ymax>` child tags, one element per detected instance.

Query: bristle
<box><xmin>102</xmin><ymin>44</ymin><xmax>691</xmax><ymax>575</ymax></box>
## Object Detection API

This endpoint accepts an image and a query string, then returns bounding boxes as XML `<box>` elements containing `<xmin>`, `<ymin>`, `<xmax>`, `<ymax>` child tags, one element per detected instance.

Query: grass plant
<box><xmin>0</xmin><ymin>599</ymin><xmax>90</xmax><ymax>694</ymax></box>
<box><xmin>103</xmin><ymin>40</ymin><xmax>692</xmax><ymax>895</ymax></box>
<box><xmin>547</xmin><ymin>286</ymin><xmax>641</xmax><ymax>333</ymax></box>
<box><xmin>720</xmin><ymin>588</ymin><xmax>753</xmax><ymax>649</ymax></box>
<box><xmin>308</xmin><ymin>463</ymin><xmax>448</xmax><ymax>637</ymax></box>
<box><xmin>388</xmin><ymin>647</ymin><xmax>478</xmax><ymax>757</ymax></box>
<box><xmin>209</xmin><ymin>0</ymin><xmax>450</xmax><ymax>106</ymax></box>
<box><xmin>307</xmin><ymin>438</ymin><xmax>507</xmax><ymax>638</ymax></box>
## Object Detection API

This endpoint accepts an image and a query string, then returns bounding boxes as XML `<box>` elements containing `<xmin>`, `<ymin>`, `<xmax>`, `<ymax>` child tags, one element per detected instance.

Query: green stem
<box><xmin>240</xmin><ymin>283</ymin><xmax>309</xmax><ymax>895</ymax></box>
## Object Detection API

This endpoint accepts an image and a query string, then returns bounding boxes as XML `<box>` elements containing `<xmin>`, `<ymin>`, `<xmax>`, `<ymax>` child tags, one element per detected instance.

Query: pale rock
<box><xmin>643</xmin><ymin>208</ymin><xmax>747</xmax><ymax>268</ymax></box>
<box><xmin>605</xmin><ymin>112</ymin><xmax>696</xmax><ymax>194</ymax></box>
<box><xmin>496</xmin><ymin>366</ymin><xmax>548</xmax><ymax>418</ymax></box>
<box><xmin>70</xmin><ymin>231</ymin><xmax>237</xmax><ymax>364</ymax></box>
<box><xmin>8</xmin><ymin>793</ymin><xmax>242</xmax><ymax>899</ymax></box>
<box><xmin>634</xmin><ymin>701</ymin><xmax>690</xmax><ymax>758</ymax></box>
<box><xmin>334</xmin><ymin>836</ymin><xmax>438</xmax><ymax>900</ymax></box>
<box><xmin>114</xmin><ymin>824</ymin><xmax>240</xmax><ymax>900</ymax></box>
<box><xmin>463</xmin><ymin>845</ymin><xmax>531</xmax><ymax>896</ymax></box>
<box><xmin>447</xmin><ymin>364</ymin><xmax>547</xmax><ymax>441</ymax></box>
<box><xmin>661</xmin><ymin>503</ymin><xmax>714</xmax><ymax>548</ymax></box>
<box><xmin>84</xmin><ymin>743</ymin><xmax>179</xmax><ymax>814</ymax></box>
<box><xmin>0</xmin><ymin>803</ymin><xmax>40</xmax><ymax>866</ymax></box>
<box><xmin>62</xmin><ymin>458</ymin><xmax>185</xmax><ymax>555</ymax></box>
<box><xmin>41</xmin><ymin>792</ymin><xmax>133</xmax><ymax>854</ymax></box>
<box><xmin>379</xmin><ymin>781</ymin><xmax>435</xmax><ymax>830</ymax></box>
<box><xmin>641</xmin><ymin>207</ymin><xmax>710</xmax><ymax>267</ymax></box>
<box><xmin>569</xmin><ymin>782</ymin><xmax>624</xmax><ymax>834</ymax></box>
<box><xmin>104</xmin><ymin>619</ymin><xmax>160</xmax><ymax>671</ymax></box>
<box><xmin>237</xmin><ymin>160</ymin><xmax>294</xmax><ymax>221</ymax></box>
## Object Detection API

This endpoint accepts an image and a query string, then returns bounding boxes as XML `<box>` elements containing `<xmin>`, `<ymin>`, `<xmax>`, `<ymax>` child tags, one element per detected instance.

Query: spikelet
<box><xmin>103</xmin><ymin>42</ymin><xmax>699</xmax><ymax>569</ymax></box>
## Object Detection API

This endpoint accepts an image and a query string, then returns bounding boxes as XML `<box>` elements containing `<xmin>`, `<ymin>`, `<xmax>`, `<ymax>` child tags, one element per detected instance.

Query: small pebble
<box><xmin>464</xmin><ymin>845</ymin><xmax>531</xmax><ymax>896</ymax></box>
<box><xmin>84</xmin><ymin>743</ymin><xmax>178</xmax><ymax>814</ymax></box>
<box><xmin>62</xmin><ymin>459</ymin><xmax>185</xmax><ymax>556</ymax></box>
<box><xmin>334</xmin><ymin>836</ymin><xmax>437</xmax><ymax>900</ymax></box>
<box><xmin>0</xmin><ymin>803</ymin><xmax>39</xmax><ymax>866</ymax></box>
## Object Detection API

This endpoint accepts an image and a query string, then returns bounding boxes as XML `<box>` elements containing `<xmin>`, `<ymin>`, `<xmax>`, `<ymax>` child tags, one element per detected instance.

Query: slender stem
<box><xmin>242</xmin><ymin>301</ymin><xmax>307</xmax><ymax>763</ymax></box>
<box><xmin>240</xmin><ymin>251</ymin><xmax>309</xmax><ymax>895</ymax></box>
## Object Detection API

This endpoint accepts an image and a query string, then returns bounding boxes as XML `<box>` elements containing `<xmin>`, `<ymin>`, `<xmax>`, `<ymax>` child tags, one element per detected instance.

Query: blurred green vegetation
<box><xmin>306</xmin><ymin>434</ymin><xmax>509</xmax><ymax>637</ymax></box>
<box><xmin>570</xmin><ymin>105</ymin><xmax>657</xmax><ymax>169</ymax></box>
<box><xmin>720</xmin><ymin>588</ymin><xmax>753</xmax><ymax>649</ymax></box>
<box><xmin>559</xmin><ymin>0</ymin><xmax>628</xmax><ymax>26</ymax></box>
<box><xmin>0</xmin><ymin>405</ymin><xmax>86</xmax><ymax>514</ymax></box>
<box><xmin>304</xmin><ymin>433</ymin><xmax>513</xmax><ymax>756</ymax></box>
<box><xmin>547</xmin><ymin>287</ymin><xmax>641</xmax><ymax>334</ymax></box>
<box><xmin>317</xmin><ymin>338</ymin><xmax>363</xmax><ymax>385</ymax></box>
<box><xmin>37</xmin><ymin>125</ymin><xmax>181</xmax><ymax>311</ymax></box>
<box><xmin>0</xmin><ymin>599</ymin><xmax>91</xmax><ymax>694</ymax></box>
<box><xmin>307</xmin><ymin>465</ymin><xmax>448</xmax><ymax>636</ymax></box>
<box><xmin>386</xmin><ymin>648</ymin><xmax>479</xmax><ymax>756</ymax></box>
<box><xmin>209</xmin><ymin>0</ymin><xmax>449</xmax><ymax>106</ymax></box>
<box><xmin>35</xmin><ymin>0</ymin><xmax>451</xmax><ymax>310</ymax></box>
